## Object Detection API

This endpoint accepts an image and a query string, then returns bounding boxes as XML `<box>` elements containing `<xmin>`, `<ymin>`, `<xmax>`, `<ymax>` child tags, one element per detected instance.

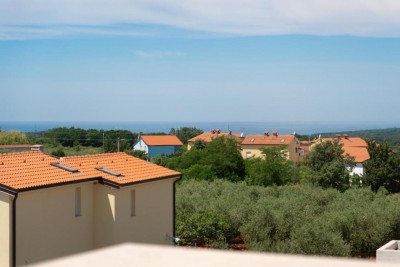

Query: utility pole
<box><xmin>117</xmin><ymin>137</ymin><xmax>120</xmax><ymax>152</ymax></box>
<box><xmin>102</xmin><ymin>132</ymin><xmax>105</xmax><ymax>153</ymax></box>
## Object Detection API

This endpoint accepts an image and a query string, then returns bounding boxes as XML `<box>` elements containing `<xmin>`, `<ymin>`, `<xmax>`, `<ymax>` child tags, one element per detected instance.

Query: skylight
<box><xmin>95</xmin><ymin>167</ymin><xmax>124</xmax><ymax>177</ymax></box>
<box><xmin>51</xmin><ymin>162</ymin><xmax>80</xmax><ymax>173</ymax></box>
<box><xmin>280</xmin><ymin>139</ymin><xmax>285</xmax><ymax>143</ymax></box>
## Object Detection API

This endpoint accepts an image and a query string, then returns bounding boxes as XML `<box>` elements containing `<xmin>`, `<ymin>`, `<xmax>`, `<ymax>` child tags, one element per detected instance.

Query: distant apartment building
<box><xmin>241</xmin><ymin>131</ymin><xmax>302</xmax><ymax>162</ymax></box>
<box><xmin>133</xmin><ymin>135</ymin><xmax>183</xmax><ymax>160</ymax></box>
<box><xmin>187</xmin><ymin>129</ymin><xmax>243</xmax><ymax>150</ymax></box>
<box><xmin>0</xmin><ymin>151</ymin><xmax>181</xmax><ymax>267</ymax></box>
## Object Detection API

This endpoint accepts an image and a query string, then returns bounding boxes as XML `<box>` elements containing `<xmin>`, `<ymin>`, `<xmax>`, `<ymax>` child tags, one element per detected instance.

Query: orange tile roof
<box><xmin>140</xmin><ymin>135</ymin><xmax>183</xmax><ymax>146</ymax></box>
<box><xmin>0</xmin><ymin>151</ymin><xmax>180</xmax><ymax>192</ymax></box>
<box><xmin>320</xmin><ymin>137</ymin><xmax>367</xmax><ymax>147</ymax></box>
<box><xmin>343</xmin><ymin>146</ymin><xmax>370</xmax><ymax>163</ymax></box>
<box><xmin>242</xmin><ymin>134</ymin><xmax>295</xmax><ymax>145</ymax></box>
<box><xmin>188</xmin><ymin>132</ymin><xmax>242</xmax><ymax>143</ymax></box>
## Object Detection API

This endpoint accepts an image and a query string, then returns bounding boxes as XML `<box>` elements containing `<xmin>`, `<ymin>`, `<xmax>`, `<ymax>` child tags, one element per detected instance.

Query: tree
<box><xmin>126</xmin><ymin>150</ymin><xmax>148</xmax><ymax>161</ymax></box>
<box><xmin>169</xmin><ymin>127</ymin><xmax>203</xmax><ymax>144</ymax></box>
<box><xmin>306</xmin><ymin>140</ymin><xmax>354</xmax><ymax>191</ymax></box>
<box><xmin>364</xmin><ymin>140</ymin><xmax>400</xmax><ymax>193</ymax></box>
<box><xmin>0</xmin><ymin>130</ymin><xmax>29</xmax><ymax>145</ymax></box>
<box><xmin>245</xmin><ymin>146</ymin><xmax>298</xmax><ymax>187</ymax></box>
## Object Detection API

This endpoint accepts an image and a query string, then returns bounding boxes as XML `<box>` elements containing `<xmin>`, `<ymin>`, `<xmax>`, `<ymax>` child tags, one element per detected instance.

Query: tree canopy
<box><xmin>364</xmin><ymin>140</ymin><xmax>400</xmax><ymax>193</ymax></box>
<box><xmin>0</xmin><ymin>130</ymin><xmax>29</xmax><ymax>145</ymax></box>
<box><xmin>306</xmin><ymin>140</ymin><xmax>354</xmax><ymax>191</ymax></box>
<box><xmin>169</xmin><ymin>127</ymin><xmax>203</xmax><ymax>144</ymax></box>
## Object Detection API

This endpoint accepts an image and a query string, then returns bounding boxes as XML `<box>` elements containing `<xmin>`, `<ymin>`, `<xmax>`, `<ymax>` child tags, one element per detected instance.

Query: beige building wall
<box><xmin>241</xmin><ymin>140</ymin><xmax>301</xmax><ymax>162</ymax></box>
<box><xmin>113</xmin><ymin>178</ymin><xmax>175</xmax><ymax>245</ymax></box>
<box><xmin>94</xmin><ymin>178</ymin><xmax>176</xmax><ymax>248</ymax></box>
<box><xmin>9</xmin><ymin>176</ymin><xmax>178</xmax><ymax>266</ymax></box>
<box><xmin>0</xmin><ymin>192</ymin><xmax>12</xmax><ymax>267</ymax></box>
<box><xmin>16</xmin><ymin>183</ymin><xmax>94</xmax><ymax>266</ymax></box>
<box><xmin>93</xmin><ymin>184</ymin><xmax>116</xmax><ymax>249</ymax></box>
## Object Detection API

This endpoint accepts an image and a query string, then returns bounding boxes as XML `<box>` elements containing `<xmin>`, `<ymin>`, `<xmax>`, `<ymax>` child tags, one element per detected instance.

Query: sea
<box><xmin>0</xmin><ymin>121</ymin><xmax>399</xmax><ymax>135</ymax></box>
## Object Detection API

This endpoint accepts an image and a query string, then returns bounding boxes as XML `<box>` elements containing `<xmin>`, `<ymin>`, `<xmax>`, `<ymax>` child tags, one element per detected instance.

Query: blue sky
<box><xmin>1</xmin><ymin>1</ymin><xmax>400</xmax><ymax>123</ymax></box>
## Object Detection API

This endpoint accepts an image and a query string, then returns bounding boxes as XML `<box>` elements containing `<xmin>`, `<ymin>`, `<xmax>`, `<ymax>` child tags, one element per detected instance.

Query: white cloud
<box><xmin>1</xmin><ymin>0</ymin><xmax>400</xmax><ymax>39</ymax></box>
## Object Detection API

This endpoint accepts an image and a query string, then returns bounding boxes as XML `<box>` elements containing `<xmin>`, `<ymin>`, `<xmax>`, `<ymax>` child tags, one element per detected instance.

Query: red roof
<box><xmin>242</xmin><ymin>134</ymin><xmax>295</xmax><ymax>145</ymax></box>
<box><xmin>140</xmin><ymin>135</ymin><xmax>183</xmax><ymax>146</ymax></box>
<box><xmin>0</xmin><ymin>151</ymin><xmax>180</xmax><ymax>191</ymax></box>
<box><xmin>320</xmin><ymin>137</ymin><xmax>367</xmax><ymax>147</ymax></box>
<box><xmin>188</xmin><ymin>132</ymin><xmax>242</xmax><ymax>143</ymax></box>
<box><xmin>343</xmin><ymin>147</ymin><xmax>370</xmax><ymax>163</ymax></box>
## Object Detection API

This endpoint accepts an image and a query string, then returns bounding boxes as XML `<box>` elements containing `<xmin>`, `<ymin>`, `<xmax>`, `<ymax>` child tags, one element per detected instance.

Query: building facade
<box><xmin>133</xmin><ymin>135</ymin><xmax>183</xmax><ymax>160</ymax></box>
<box><xmin>0</xmin><ymin>151</ymin><xmax>180</xmax><ymax>267</ymax></box>
<box><xmin>241</xmin><ymin>131</ymin><xmax>302</xmax><ymax>162</ymax></box>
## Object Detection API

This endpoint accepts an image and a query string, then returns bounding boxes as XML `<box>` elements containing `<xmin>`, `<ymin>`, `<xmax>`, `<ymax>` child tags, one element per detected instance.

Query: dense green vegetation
<box><xmin>176</xmin><ymin>180</ymin><xmax>400</xmax><ymax>257</ymax></box>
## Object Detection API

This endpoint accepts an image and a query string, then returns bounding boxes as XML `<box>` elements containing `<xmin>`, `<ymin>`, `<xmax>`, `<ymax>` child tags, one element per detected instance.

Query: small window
<box><xmin>130</xmin><ymin>190</ymin><xmax>136</xmax><ymax>217</ymax></box>
<box><xmin>75</xmin><ymin>187</ymin><xmax>81</xmax><ymax>217</ymax></box>
<box><xmin>246</xmin><ymin>152</ymin><xmax>252</xmax><ymax>159</ymax></box>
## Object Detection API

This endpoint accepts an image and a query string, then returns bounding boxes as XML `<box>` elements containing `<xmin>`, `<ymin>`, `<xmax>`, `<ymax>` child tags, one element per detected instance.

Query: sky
<box><xmin>1</xmin><ymin>0</ymin><xmax>400</xmax><ymax>123</ymax></box>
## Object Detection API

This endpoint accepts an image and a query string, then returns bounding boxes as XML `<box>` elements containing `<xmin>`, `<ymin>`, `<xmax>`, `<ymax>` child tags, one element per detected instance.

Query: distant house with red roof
<box><xmin>133</xmin><ymin>135</ymin><xmax>183</xmax><ymax>160</ymax></box>
<box><xmin>313</xmin><ymin>134</ymin><xmax>370</xmax><ymax>176</ymax></box>
<box><xmin>0</xmin><ymin>151</ymin><xmax>181</xmax><ymax>267</ymax></box>
<box><xmin>187</xmin><ymin>129</ymin><xmax>243</xmax><ymax>150</ymax></box>
<box><xmin>241</xmin><ymin>131</ymin><xmax>302</xmax><ymax>162</ymax></box>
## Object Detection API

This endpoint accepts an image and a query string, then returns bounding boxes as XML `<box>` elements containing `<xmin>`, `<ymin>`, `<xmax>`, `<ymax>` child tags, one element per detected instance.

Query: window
<box><xmin>246</xmin><ymin>152</ymin><xmax>252</xmax><ymax>159</ymax></box>
<box><xmin>75</xmin><ymin>187</ymin><xmax>81</xmax><ymax>217</ymax></box>
<box><xmin>130</xmin><ymin>190</ymin><xmax>136</xmax><ymax>217</ymax></box>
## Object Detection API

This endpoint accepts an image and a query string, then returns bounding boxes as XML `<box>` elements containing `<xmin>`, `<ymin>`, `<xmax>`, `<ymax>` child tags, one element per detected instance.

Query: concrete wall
<box><xmin>113</xmin><ymin>178</ymin><xmax>175</xmax><ymax>245</ymax></box>
<box><xmin>0</xmin><ymin>192</ymin><xmax>12</xmax><ymax>267</ymax></box>
<box><xmin>377</xmin><ymin>240</ymin><xmax>400</xmax><ymax>263</ymax></box>
<box><xmin>133</xmin><ymin>139</ymin><xmax>149</xmax><ymax>154</ymax></box>
<box><xmin>16</xmin><ymin>183</ymin><xmax>94</xmax><ymax>266</ymax></box>
<box><xmin>10</xmin><ymin>176</ymin><xmax>177</xmax><ymax>266</ymax></box>
<box><xmin>93</xmin><ymin>184</ymin><xmax>116</xmax><ymax>249</ymax></box>
<box><xmin>351</xmin><ymin>163</ymin><xmax>364</xmax><ymax>176</ymax></box>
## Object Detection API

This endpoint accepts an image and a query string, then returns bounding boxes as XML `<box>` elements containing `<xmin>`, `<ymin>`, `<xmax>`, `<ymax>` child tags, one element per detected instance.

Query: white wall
<box><xmin>0</xmin><ymin>192</ymin><xmax>11</xmax><ymax>267</ymax></box>
<box><xmin>133</xmin><ymin>139</ymin><xmax>148</xmax><ymax>154</ymax></box>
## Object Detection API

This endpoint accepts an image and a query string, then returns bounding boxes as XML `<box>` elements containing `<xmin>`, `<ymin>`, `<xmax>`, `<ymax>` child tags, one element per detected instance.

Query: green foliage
<box><xmin>126</xmin><ymin>150</ymin><xmax>148</xmax><ymax>161</ymax></box>
<box><xmin>176</xmin><ymin>180</ymin><xmax>400</xmax><ymax>257</ymax></box>
<box><xmin>176</xmin><ymin>209</ymin><xmax>235</xmax><ymax>248</ymax></box>
<box><xmin>245</xmin><ymin>146</ymin><xmax>298</xmax><ymax>186</ymax></box>
<box><xmin>159</xmin><ymin>136</ymin><xmax>245</xmax><ymax>182</ymax></box>
<box><xmin>0</xmin><ymin>130</ymin><xmax>29</xmax><ymax>145</ymax></box>
<box><xmin>364</xmin><ymin>140</ymin><xmax>400</xmax><ymax>193</ymax></box>
<box><xmin>193</xmin><ymin>139</ymin><xmax>207</xmax><ymax>149</ymax></box>
<box><xmin>51</xmin><ymin>147</ymin><xmax>66</xmax><ymax>157</ymax></box>
<box><xmin>182</xmin><ymin>164</ymin><xmax>217</xmax><ymax>181</ymax></box>
<box><xmin>43</xmin><ymin>127</ymin><xmax>137</xmax><ymax>150</ymax></box>
<box><xmin>169</xmin><ymin>127</ymin><xmax>203</xmax><ymax>144</ymax></box>
<box><xmin>306</xmin><ymin>140</ymin><xmax>354</xmax><ymax>191</ymax></box>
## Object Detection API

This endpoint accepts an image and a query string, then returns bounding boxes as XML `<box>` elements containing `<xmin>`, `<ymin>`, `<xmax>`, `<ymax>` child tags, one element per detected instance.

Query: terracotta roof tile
<box><xmin>140</xmin><ymin>135</ymin><xmax>183</xmax><ymax>146</ymax></box>
<box><xmin>242</xmin><ymin>134</ymin><xmax>295</xmax><ymax>145</ymax></box>
<box><xmin>343</xmin><ymin>147</ymin><xmax>370</xmax><ymax>163</ymax></box>
<box><xmin>320</xmin><ymin>137</ymin><xmax>367</xmax><ymax>147</ymax></box>
<box><xmin>188</xmin><ymin>132</ymin><xmax>242</xmax><ymax>143</ymax></box>
<box><xmin>0</xmin><ymin>151</ymin><xmax>180</xmax><ymax>191</ymax></box>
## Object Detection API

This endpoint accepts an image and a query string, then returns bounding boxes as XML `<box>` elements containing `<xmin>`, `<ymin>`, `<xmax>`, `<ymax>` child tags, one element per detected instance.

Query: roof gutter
<box><xmin>173</xmin><ymin>175</ymin><xmax>182</xmax><ymax>244</ymax></box>
<box><xmin>12</xmin><ymin>193</ymin><xmax>18</xmax><ymax>267</ymax></box>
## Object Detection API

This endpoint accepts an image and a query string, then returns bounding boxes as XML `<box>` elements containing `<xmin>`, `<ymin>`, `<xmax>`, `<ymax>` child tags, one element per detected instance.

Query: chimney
<box><xmin>264</xmin><ymin>131</ymin><xmax>269</xmax><ymax>137</ymax></box>
<box><xmin>273</xmin><ymin>131</ymin><xmax>278</xmax><ymax>137</ymax></box>
<box><xmin>31</xmin><ymin>145</ymin><xmax>44</xmax><ymax>152</ymax></box>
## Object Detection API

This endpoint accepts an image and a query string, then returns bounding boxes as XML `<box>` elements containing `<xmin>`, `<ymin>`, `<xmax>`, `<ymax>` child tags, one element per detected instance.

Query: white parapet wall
<box><xmin>32</xmin><ymin>243</ymin><xmax>395</xmax><ymax>267</ymax></box>
<box><xmin>377</xmin><ymin>240</ymin><xmax>400</xmax><ymax>263</ymax></box>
